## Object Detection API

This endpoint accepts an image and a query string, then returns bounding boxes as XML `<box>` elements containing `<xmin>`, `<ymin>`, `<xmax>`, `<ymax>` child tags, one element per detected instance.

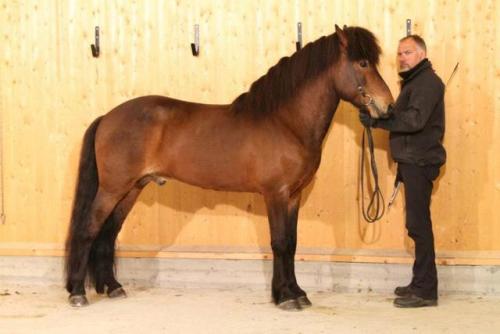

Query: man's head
<box><xmin>397</xmin><ymin>35</ymin><xmax>427</xmax><ymax>72</ymax></box>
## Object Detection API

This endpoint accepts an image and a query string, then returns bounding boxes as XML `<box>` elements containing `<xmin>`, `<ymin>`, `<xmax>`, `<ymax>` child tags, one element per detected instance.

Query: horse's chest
<box><xmin>285</xmin><ymin>152</ymin><xmax>321</xmax><ymax>192</ymax></box>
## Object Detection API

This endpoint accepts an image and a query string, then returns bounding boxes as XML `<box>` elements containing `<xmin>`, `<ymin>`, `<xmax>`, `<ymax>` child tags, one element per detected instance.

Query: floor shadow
<box><xmin>132</xmin><ymin>165</ymin><xmax>320</xmax><ymax>254</ymax></box>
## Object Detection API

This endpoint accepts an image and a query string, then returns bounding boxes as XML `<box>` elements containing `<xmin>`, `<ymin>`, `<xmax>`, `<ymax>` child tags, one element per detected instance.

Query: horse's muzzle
<box><xmin>380</xmin><ymin>104</ymin><xmax>394</xmax><ymax>119</ymax></box>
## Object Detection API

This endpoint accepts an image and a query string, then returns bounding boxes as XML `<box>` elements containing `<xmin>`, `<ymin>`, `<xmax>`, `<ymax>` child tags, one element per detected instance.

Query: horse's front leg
<box><xmin>265</xmin><ymin>192</ymin><xmax>309</xmax><ymax>311</ymax></box>
<box><xmin>286</xmin><ymin>192</ymin><xmax>312</xmax><ymax>308</ymax></box>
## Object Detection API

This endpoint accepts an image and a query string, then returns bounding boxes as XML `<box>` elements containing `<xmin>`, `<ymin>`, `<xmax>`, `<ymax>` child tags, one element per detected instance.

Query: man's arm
<box><xmin>370</xmin><ymin>78</ymin><xmax>444</xmax><ymax>133</ymax></box>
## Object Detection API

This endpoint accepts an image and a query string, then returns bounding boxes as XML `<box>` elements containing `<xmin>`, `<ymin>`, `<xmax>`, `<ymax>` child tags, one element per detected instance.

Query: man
<box><xmin>360</xmin><ymin>35</ymin><xmax>446</xmax><ymax>308</ymax></box>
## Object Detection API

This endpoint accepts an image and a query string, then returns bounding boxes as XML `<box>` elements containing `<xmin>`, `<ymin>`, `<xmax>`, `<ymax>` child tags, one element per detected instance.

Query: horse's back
<box><xmin>106</xmin><ymin>95</ymin><xmax>227</xmax><ymax>120</ymax></box>
<box><xmin>94</xmin><ymin>95</ymin><xmax>255</xmax><ymax>189</ymax></box>
<box><xmin>97</xmin><ymin>95</ymin><xmax>230</xmax><ymax>137</ymax></box>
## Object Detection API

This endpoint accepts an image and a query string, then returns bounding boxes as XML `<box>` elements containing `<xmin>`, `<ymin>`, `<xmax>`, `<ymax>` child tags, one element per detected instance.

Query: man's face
<box><xmin>397</xmin><ymin>38</ymin><xmax>426</xmax><ymax>72</ymax></box>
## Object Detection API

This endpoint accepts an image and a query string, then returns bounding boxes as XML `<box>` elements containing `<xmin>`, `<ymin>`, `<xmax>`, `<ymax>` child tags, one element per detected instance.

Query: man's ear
<box><xmin>415</xmin><ymin>46</ymin><xmax>426</xmax><ymax>61</ymax></box>
<box><xmin>335</xmin><ymin>24</ymin><xmax>348</xmax><ymax>50</ymax></box>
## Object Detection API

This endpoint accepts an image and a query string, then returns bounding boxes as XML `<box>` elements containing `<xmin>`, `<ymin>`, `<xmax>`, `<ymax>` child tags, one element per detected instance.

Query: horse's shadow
<box><xmin>129</xmin><ymin>168</ymin><xmax>317</xmax><ymax>290</ymax></box>
<box><xmin>134</xmin><ymin>173</ymin><xmax>318</xmax><ymax>251</ymax></box>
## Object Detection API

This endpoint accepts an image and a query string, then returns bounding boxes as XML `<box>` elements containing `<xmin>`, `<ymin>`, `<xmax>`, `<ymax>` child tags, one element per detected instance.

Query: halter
<box><xmin>357</xmin><ymin>85</ymin><xmax>374</xmax><ymax>107</ymax></box>
<box><xmin>347</xmin><ymin>59</ymin><xmax>387</xmax><ymax>119</ymax></box>
<box><xmin>356</xmin><ymin>81</ymin><xmax>385</xmax><ymax>118</ymax></box>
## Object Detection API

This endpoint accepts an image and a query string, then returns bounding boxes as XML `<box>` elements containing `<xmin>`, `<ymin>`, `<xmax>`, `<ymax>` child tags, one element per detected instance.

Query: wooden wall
<box><xmin>1</xmin><ymin>0</ymin><xmax>499</xmax><ymax>265</ymax></box>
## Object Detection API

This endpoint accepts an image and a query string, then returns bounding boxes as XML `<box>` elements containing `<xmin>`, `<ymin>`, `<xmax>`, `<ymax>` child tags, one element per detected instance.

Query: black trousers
<box><xmin>398</xmin><ymin>163</ymin><xmax>440</xmax><ymax>300</ymax></box>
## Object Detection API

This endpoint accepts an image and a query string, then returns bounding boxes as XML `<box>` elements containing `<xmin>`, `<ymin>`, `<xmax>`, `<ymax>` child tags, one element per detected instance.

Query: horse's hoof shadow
<box><xmin>107</xmin><ymin>287</ymin><xmax>127</xmax><ymax>299</ymax></box>
<box><xmin>297</xmin><ymin>295</ymin><xmax>312</xmax><ymax>308</ymax></box>
<box><xmin>277</xmin><ymin>299</ymin><xmax>302</xmax><ymax>311</ymax></box>
<box><xmin>69</xmin><ymin>295</ymin><xmax>89</xmax><ymax>307</ymax></box>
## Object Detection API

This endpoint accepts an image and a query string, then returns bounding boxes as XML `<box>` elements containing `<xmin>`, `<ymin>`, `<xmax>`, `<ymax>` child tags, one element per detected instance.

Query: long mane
<box><xmin>230</xmin><ymin>26</ymin><xmax>382</xmax><ymax>116</ymax></box>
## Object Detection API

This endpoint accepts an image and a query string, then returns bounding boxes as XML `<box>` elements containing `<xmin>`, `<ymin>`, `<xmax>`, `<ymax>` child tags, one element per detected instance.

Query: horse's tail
<box><xmin>65</xmin><ymin>116</ymin><xmax>103</xmax><ymax>293</ymax></box>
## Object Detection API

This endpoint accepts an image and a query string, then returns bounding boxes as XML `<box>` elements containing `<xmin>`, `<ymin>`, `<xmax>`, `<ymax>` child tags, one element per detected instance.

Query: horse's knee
<box><xmin>271</xmin><ymin>238</ymin><xmax>293</xmax><ymax>255</ymax></box>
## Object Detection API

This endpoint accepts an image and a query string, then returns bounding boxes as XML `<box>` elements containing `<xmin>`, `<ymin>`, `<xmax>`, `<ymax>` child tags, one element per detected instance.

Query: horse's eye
<box><xmin>360</xmin><ymin>60</ymin><xmax>368</xmax><ymax>68</ymax></box>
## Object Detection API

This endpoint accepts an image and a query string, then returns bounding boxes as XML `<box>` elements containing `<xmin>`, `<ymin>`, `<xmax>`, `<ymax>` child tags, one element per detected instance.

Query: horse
<box><xmin>65</xmin><ymin>25</ymin><xmax>394</xmax><ymax>310</ymax></box>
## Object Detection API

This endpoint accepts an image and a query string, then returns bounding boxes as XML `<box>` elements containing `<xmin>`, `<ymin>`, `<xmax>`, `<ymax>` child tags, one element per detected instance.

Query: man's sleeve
<box><xmin>375</xmin><ymin>78</ymin><xmax>444</xmax><ymax>133</ymax></box>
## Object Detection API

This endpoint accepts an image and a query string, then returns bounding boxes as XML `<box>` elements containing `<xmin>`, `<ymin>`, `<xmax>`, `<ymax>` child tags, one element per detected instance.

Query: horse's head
<box><xmin>333</xmin><ymin>25</ymin><xmax>394</xmax><ymax>119</ymax></box>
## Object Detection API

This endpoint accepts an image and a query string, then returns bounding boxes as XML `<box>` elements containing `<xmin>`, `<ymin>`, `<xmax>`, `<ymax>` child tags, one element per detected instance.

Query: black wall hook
<box><xmin>191</xmin><ymin>24</ymin><xmax>199</xmax><ymax>56</ymax></box>
<box><xmin>91</xmin><ymin>26</ymin><xmax>100</xmax><ymax>57</ymax></box>
<box><xmin>296</xmin><ymin>22</ymin><xmax>302</xmax><ymax>51</ymax></box>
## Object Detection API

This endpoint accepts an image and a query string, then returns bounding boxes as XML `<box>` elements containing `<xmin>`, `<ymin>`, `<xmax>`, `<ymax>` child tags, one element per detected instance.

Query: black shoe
<box><xmin>394</xmin><ymin>284</ymin><xmax>413</xmax><ymax>297</ymax></box>
<box><xmin>393</xmin><ymin>294</ymin><xmax>437</xmax><ymax>308</ymax></box>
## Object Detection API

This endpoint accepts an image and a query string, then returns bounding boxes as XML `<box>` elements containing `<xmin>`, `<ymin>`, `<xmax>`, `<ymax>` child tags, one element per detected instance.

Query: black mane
<box><xmin>231</xmin><ymin>26</ymin><xmax>382</xmax><ymax>115</ymax></box>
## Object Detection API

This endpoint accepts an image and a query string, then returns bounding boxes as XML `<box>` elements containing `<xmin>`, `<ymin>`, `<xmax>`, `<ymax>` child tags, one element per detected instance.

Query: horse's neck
<box><xmin>275</xmin><ymin>76</ymin><xmax>339</xmax><ymax>149</ymax></box>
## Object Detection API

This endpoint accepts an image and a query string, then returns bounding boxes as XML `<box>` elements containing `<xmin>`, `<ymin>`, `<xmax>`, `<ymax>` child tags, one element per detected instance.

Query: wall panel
<box><xmin>0</xmin><ymin>0</ymin><xmax>499</xmax><ymax>264</ymax></box>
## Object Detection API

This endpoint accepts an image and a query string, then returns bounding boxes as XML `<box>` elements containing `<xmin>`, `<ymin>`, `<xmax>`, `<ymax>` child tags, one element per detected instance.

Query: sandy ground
<box><xmin>1</xmin><ymin>284</ymin><xmax>499</xmax><ymax>334</ymax></box>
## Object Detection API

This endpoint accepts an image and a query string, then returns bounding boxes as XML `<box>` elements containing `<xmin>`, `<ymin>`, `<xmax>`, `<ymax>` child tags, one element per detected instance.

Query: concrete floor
<box><xmin>1</xmin><ymin>283</ymin><xmax>500</xmax><ymax>334</ymax></box>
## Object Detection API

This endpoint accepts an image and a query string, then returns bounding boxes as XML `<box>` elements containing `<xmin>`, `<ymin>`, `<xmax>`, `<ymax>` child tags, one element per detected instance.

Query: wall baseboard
<box><xmin>1</xmin><ymin>256</ymin><xmax>499</xmax><ymax>295</ymax></box>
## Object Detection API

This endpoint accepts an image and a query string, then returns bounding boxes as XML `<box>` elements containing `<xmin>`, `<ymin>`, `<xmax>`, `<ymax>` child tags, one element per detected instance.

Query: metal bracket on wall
<box><xmin>296</xmin><ymin>22</ymin><xmax>302</xmax><ymax>51</ymax></box>
<box><xmin>91</xmin><ymin>26</ymin><xmax>100</xmax><ymax>57</ymax></box>
<box><xmin>191</xmin><ymin>24</ymin><xmax>200</xmax><ymax>56</ymax></box>
<box><xmin>406</xmin><ymin>19</ymin><xmax>412</xmax><ymax>36</ymax></box>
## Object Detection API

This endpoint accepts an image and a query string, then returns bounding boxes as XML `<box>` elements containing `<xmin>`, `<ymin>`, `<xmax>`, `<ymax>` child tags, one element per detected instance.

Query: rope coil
<box><xmin>360</xmin><ymin>126</ymin><xmax>385</xmax><ymax>223</ymax></box>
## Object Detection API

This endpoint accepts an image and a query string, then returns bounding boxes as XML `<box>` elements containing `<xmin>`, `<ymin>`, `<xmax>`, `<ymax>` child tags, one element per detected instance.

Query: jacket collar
<box><xmin>399</xmin><ymin>58</ymin><xmax>431</xmax><ymax>83</ymax></box>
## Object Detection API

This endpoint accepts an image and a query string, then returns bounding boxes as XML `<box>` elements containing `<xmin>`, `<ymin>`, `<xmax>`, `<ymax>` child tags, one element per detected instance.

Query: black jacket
<box><xmin>374</xmin><ymin>59</ymin><xmax>446</xmax><ymax>166</ymax></box>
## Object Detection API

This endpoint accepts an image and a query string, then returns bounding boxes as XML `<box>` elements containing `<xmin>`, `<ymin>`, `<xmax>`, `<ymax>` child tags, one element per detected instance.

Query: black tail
<box><xmin>65</xmin><ymin>116</ymin><xmax>103</xmax><ymax>293</ymax></box>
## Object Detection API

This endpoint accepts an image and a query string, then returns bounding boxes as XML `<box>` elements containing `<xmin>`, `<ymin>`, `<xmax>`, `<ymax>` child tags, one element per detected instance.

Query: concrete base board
<box><xmin>1</xmin><ymin>256</ymin><xmax>499</xmax><ymax>295</ymax></box>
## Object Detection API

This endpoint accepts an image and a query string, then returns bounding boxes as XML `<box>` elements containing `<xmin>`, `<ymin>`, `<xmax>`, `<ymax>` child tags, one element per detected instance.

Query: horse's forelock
<box><xmin>344</xmin><ymin>27</ymin><xmax>382</xmax><ymax>66</ymax></box>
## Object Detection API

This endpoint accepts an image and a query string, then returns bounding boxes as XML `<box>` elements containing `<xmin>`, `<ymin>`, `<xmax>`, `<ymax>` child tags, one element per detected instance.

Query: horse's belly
<box><xmin>169</xmin><ymin>168</ymin><xmax>258</xmax><ymax>193</ymax></box>
<box><xmin>163</xmin><ymin>151</ymin><xmax>259</xmax><ymax>193</ymax></box>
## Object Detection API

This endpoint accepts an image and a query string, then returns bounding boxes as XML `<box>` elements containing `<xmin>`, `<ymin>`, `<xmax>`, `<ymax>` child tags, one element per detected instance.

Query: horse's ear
<box><xmin>343</xmin><ymin>24</ymin><xmax>348</xmax><ymax>30</ymax></box>
<box><xmin>335</xmin><ymin>24</ymin><xmax>348</xmax><ymax>49</ymax></box>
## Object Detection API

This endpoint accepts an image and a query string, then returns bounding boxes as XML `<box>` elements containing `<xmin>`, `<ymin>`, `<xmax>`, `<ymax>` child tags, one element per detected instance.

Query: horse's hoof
<box><xmin>297</xmin><ymin>296</ymin><xmax>312</xmax><ymax>308</ymax></box>
<box><xmin>108</xmin><ymin>287</ymin><xmax>127</xmax><ymax>299</ymax></box>
<box><xmin>69</xmin><ymin>295</ymin><xmax>89</xmax><ymax>307</ymax></box>
<box><xmin>277</xmin><ymin>299</ymin><xmax>302</xmax><ymax>311</ymax></box>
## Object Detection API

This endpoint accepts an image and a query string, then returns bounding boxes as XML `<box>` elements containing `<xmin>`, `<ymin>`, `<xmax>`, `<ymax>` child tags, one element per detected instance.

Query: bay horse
<box><xmin>65</xmin><ymin>25</ymin><xmax>393</xmax><ymax>310</ymax></box>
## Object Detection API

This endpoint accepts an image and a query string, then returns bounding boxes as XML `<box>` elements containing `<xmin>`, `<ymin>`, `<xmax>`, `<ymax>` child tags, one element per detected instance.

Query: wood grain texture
<box><xmin>0</xmin><ymin>0</ymin><xmax>498</xmax><ymax>263</ymax></box>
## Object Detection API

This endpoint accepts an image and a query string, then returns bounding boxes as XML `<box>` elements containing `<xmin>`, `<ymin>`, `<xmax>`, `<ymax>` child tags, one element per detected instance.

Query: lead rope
<box><xmin>359</xmin><ymin>62</ymin><xmax>460</xmax><ymax>223</ymax></box>
<box><xmin>360</xmin><ymin>126</ymin><xmax>385</xmax><ymax>222</ymax></box>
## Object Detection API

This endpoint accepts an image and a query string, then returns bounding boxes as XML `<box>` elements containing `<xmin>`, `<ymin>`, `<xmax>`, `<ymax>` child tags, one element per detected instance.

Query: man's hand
<box><xmin>359</xmin><ymin>112</ymin><xmax>377</xmax><ymax>128</ymax></box>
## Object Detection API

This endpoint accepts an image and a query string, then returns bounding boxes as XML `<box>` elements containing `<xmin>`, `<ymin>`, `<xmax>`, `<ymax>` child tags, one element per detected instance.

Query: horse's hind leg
<box><xmin>67</xmin><ymin>188</ymin><xmax>126</xmax><ymax>307</ymax></box>
<box><xmin>89</xmin><ymin>185</ymin><xmax>144</xmax><ymax>299</ymax></box>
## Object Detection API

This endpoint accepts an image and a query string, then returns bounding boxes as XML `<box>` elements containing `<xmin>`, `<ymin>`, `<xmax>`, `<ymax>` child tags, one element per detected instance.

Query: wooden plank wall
<box><xmin>1</xmin><ymin>0</ymin><xmax>499</xmax><ymax>264</ymax></box>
